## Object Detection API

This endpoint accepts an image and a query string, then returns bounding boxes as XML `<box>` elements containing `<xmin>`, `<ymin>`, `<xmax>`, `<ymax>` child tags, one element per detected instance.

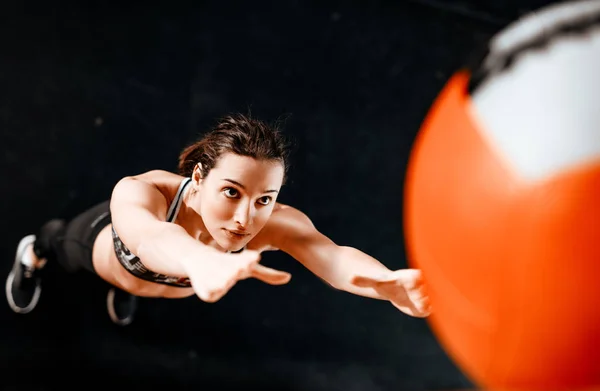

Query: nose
<box><xmin>234</xmin><ymin>201</ymin><xmax>254</xmax><ymax>229</ymax></box>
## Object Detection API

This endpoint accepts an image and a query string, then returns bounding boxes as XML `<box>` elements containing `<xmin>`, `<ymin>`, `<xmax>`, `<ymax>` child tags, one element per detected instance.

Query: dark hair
<box><xmin>178</xmin><ymin>113</ymin><xmax>291</xmax><ymax>183</ymax></box>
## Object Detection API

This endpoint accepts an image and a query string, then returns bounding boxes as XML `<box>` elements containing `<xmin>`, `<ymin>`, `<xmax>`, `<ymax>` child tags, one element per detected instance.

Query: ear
<box><xmin>192</xmin><ymin>163</ymin><xmax>203</xmax><ymax>187</ymax></box>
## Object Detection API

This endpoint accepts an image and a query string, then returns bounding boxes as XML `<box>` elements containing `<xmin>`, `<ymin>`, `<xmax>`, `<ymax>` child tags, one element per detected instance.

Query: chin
<box><xmin>222</xmin><ymin>242</ymin><xmax>246</xmax><ymax>253</ymax></box>
<box><xmin>218</xmin><ymin>232</ymin><xmax>251</xmax><ymax>253</ymax></box>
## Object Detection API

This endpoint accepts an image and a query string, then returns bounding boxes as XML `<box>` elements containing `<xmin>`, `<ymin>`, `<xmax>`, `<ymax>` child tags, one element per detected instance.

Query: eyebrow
<box><xmin>222</xmin><ymin>178</ymin><xmax>279</xmax><ymax>194</ymax></box>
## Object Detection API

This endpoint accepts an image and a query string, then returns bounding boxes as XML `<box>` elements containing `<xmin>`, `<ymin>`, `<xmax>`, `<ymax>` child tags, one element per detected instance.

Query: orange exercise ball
<box><xmin>404</xmin><ymin>1</ymin><xmax>600</xmax><ymax>390</ymax></box>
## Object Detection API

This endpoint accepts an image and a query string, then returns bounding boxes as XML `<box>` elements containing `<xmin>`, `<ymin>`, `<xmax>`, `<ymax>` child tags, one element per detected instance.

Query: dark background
<box><xmin>0</xmin><ymin>1</ymin><xmax>560</xmax><ymax>390</ymax></box>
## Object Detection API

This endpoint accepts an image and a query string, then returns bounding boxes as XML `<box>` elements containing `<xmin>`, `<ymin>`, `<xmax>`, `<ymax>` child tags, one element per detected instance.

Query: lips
<box><xmin>223</xmin><ymin>229</ymin><xmax>250</xmax><ymax>239</ymax></box>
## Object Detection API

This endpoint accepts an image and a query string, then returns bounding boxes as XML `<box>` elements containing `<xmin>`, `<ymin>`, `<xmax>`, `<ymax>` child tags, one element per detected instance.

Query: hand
<box><xmin>186</xmin><ymin>249</ymin><xmax>292</xmax><ymax>303</ymax></box>
<box><xmin>351</xmin><ymin>269</ymin><xmax>431</xmax><ymax>318</ymax></box>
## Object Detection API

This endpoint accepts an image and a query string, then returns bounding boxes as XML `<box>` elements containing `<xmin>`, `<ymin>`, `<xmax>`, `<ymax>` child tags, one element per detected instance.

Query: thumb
<box><xmin>237</xmin><ymin>249</ymin><xmax>262</xmax><ymax>266</ymax></box>
<box><xmin>388</xmin><ymin>268</ymin><xmax>424</xmax><ymax>288</ymax></box>
<box><xmin>352</xmin><ymin>269</ymin><xmax>422</xmax><ymax>287</ymax></box>
<box><xmin>250</xmin><ymin>264</ymin><xmax>292</xmax><ymax>285</ymax></box>
<box><xmin>350</xmin><ymin>274</ymin><xmax>385</xmax><ymax>288</ymax></box>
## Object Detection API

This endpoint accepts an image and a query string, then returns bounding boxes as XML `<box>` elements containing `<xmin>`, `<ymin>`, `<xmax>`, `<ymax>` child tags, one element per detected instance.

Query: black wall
<box><xmin>0</xmin><ymin>1</ymin><xmax>560</xmax><ymax>390</ymax></box>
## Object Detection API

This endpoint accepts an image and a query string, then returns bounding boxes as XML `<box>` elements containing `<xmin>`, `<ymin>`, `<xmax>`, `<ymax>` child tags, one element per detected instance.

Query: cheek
<box><xmin>202</xmin><ymin>194</ymin><xmax>234</xmax><ymax>221</ymax></box>
<box><xmin>254</xmin><ymin>207</ymin><xmax>274</xmax><ymax>226</ymax></box>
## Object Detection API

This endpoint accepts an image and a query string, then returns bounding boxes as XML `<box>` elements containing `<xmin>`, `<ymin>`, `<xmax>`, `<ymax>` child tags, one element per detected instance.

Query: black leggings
<box><xmin>33</xmin><ymin>201</ymin><xmax>112</xmax><ymax>274</ymax></box>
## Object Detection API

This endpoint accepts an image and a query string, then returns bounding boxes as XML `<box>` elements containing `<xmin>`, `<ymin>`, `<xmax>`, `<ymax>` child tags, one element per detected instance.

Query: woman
<box><xmin>6</xmin><ymin>114</ymin><xmax>431</xmax><ymax>326</ymax></box>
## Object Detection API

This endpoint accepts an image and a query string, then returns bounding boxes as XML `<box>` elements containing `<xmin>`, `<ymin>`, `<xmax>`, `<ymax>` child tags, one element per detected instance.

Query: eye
<box><xmin>257</xmin><ymin>196</ymin><xmax>272</xmax><ymax>206</ymax></box>
<box><xmin>223</xmin><ymin>187</ymin><xmax>239</xmax><ymax>198</ymax></box>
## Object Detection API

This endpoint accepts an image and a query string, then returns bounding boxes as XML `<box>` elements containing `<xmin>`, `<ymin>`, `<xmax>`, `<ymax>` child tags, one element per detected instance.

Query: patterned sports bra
<box><xmin>111</xmin><ymin>178</ymin><xmax>194</xmax><ymax>287</ymax></box>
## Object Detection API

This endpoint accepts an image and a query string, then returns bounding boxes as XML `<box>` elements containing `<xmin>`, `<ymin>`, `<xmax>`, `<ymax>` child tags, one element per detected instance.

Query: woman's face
<box><xmin>191</xmin><ymin>153</ymin><xmax>284</xmax><ymax>252</ymax></box>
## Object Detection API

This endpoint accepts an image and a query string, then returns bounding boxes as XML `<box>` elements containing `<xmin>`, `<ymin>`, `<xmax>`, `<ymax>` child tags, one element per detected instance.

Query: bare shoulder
<box><xmin>131</xmin><ymin>169</ymin><xmax>182</xmax><ymax>181</ymax></box>
<box><xmin>110</xmin><ymin>169</ymin><xmax>188</xmax><ymax>223</ymax></box>
<box><xmin>269</xmin><ymin>203</ymin><xmax>315</xmax><ymax>229</ymax></box>
<box><xmin>247</xmin><ymin>203</ymin><xmax>317</xmax><ymax>252</ymax></box>
<box><xmin>130</xmin><ymin>169</ymin><xmax>186</xmax><ymax>190</ymax></box>
<box><xmin>117</xmin><ymin>169</ymin><xmax>187</xmax><ymax>203</ymax></box>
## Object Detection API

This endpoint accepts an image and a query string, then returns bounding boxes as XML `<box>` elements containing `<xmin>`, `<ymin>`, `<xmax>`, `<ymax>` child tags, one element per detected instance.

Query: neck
<box><xmin>179</xmin><ymin>187</ymin><xmax>219</xmax><ymax>249</ymax></box>
<box><xmin>180</xmin><ymin>186</ymin><xmax>201</xmax><ymax>224</ymax></box>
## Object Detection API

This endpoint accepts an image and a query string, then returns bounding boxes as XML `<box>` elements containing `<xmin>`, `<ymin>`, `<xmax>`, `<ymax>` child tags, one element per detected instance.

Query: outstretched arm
<box><xmin>286</xmin><ymin>240</ymin><xmax>390</xmax><ymax>300</ymax></box>
<box><xmin>264</xmin><ymin>207</ymin><xmax>431</xmax><ymax>317</ymax></box>
<box><xmin>110</xmin><ymin>171</ymin><xmax>290</xmax><ymax>302</ymax></box>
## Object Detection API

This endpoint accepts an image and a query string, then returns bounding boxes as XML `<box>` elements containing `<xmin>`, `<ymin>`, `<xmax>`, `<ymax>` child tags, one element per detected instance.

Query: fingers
<box><xmin>350</xmin><ymin>275</ymin><xmax>381</xmax><ymax>288</ymax></box>
<box><xmin>407</xmin><ymin>285</ymin><xmax>432</xmax><ymax>317</ymax></box>
<box><xmin>352</xmin><ymin>268</ymin><xmax>432</xmax><ymax>318</ymax></box>
<box><xmin>351</xmin><ymin>269</ymin><xmax>424</xmax><ymax>288</ymax></box>
<box><xmin>195</xmin><ymin>276</ymin><xmax>237</xmax><ymax>303</ymax></box>
<box><xmin>194</xmin><ymin>250</ymin><xmax>289</xmax><ymax>302</ymax></box>
<box><xmin>241</xmin><ymin>249</ymin><xmax>261</xmax><ymax>263</ymax></box>
<box><xmin>391</xmin><ymin>295</ymin><xmax>431</xmax><ymax>318</ymax></box>
<box><xmin>250</xmin><ymin>264</ymin><xmax>292</xmax><ymax>285</ymax></box>
<box><xmin>235</xmin><ymin>250</ymin><xmax>291</xmax><ymax>285</ymax></box>
<box><xmin>196</xmin><ymin>266</ymin><xmax>291</xmax><ymax>302</ymax></box>
<box><xmin>397</xmin><ymin>278</ymin><xmax>431</xmax><ymax>317</ymax></box>
<box><xmin>236</xmin><ymin>250</ymin><xmax>262</xmax><ymax>271</ymax></box>
<box><xmin>197</xmin><ymin>289</ymin><xmax>225</xmax><ymax>303</ymax></box>
<box><xmin>390</xmin><ymin>269</ymin><xmax>423</xmax><ymax>288</ymax></box>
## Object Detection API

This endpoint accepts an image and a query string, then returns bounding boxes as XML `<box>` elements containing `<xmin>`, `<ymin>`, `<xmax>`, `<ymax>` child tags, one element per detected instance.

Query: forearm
<box><xmin>322</xmin><ymin>246</ymin><xmax>390</xmax><ymax>300</ymax></box>
<box><xmin>135</xmin><ymin>223</ymin><xmax>215</xmax><ymax>277</ymax></box>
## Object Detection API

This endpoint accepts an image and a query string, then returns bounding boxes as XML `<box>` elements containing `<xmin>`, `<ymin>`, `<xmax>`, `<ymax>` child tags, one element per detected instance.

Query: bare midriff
<box><xmin>92</xmin><ymin>224</ymin><xmax>196</xmax><ymax>299</ymax></box>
